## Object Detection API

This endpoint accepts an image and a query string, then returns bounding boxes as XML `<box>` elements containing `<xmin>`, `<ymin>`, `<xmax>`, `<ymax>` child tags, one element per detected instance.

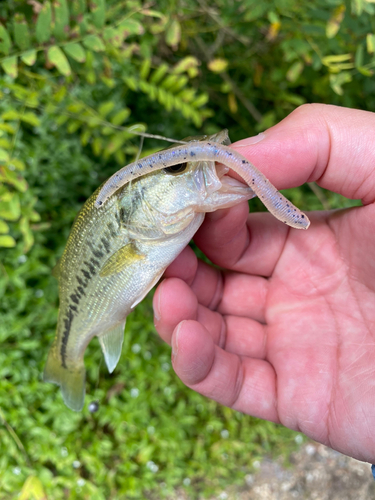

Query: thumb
<box><xmin>232</xmin><ymin>104</ymin><xmax>375</xmax><ymax>205</ymax></box>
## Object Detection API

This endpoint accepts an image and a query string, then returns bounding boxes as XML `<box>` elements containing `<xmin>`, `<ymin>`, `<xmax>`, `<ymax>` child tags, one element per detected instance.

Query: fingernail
<box><xmin>235</xmin><ymin>132</ymin><xmax>266</xmax><ymax>147</ymax></box>
<box><xmin>153</xmin><ymin>281</ymin><xmax>163</xmax><ymax>322</ymax></box>
<box><xmin>172</xmin><ymin>321</ymin><xmax>183</xmax><ymax>362</ymax></box>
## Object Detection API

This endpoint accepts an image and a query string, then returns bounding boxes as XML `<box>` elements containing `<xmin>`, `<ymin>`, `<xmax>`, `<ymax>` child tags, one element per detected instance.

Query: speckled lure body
<box><xmin>96</xmin><ymin>139</ymin><xmax>310</xmax><ymax>230</ymax></box>
<box><xmin>44</xmin><ymin>130</ymin><xmax>309</xmax><ymax>412</ymax></box>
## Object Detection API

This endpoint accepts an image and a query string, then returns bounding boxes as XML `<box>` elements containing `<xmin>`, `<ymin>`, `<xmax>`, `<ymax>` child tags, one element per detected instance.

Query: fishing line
<box><xmin>135</xmin><ymin>135</ymin><xmax>145</xmax><ymax>164</ymax></box>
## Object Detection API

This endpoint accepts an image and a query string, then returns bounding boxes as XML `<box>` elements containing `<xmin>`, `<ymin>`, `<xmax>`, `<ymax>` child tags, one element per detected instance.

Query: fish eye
<box><xmin>164</xmin><ymin>163</ymin><xmax>188</xmax><ymax>175</ymax></box>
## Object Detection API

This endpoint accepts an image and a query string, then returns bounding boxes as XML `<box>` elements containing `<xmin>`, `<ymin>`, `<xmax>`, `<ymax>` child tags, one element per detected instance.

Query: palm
<box><xmin>154</xmin><ymin>202</ymin><xmax>375</xmax><ymax>463</ymax></box>
<box><xmin>153</xmin><ymin>104</ymin><xmax>375</xmax><ymax>462</ymax></box>
<box><xmin>258</xmin><ymin>205</ymin><xmax>375</xmax><ymax>462</ymax></box>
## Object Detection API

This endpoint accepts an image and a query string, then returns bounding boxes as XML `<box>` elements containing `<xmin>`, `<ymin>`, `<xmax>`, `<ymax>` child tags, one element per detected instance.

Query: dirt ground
<box><xmin>171</xmin><ymin>441</ymin><xmax>375</xmax><ymax>500</ymax></box>
<box><xmin>214</xmin><ymin>442</ymin><xmax>375</xmax><ymax>500</ymax></box>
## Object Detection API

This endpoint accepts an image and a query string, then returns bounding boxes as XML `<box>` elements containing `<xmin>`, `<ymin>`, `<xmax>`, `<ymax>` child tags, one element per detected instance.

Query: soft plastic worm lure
<box><xmin>95</xmin><ymin>141</ymin><xmax>310</xmax><ymax>229</ymax></box>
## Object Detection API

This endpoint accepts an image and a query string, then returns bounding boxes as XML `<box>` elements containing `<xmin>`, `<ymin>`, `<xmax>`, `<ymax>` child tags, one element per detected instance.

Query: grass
<box><xmin>0</xmin><ymin>114</ymin><xmax>361</xmax><ymax>500</ymax></box>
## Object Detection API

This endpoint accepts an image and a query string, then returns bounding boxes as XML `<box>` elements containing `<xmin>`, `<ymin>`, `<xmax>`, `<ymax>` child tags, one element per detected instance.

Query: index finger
<box><xmin>194</xmin><ymin>104</ymin><xmax>375</xmax><ymax>272</ymax></box>
<box><xmin>234</xmin><ymin>104</ymin><xmax>375</xmax><ymax>203</ymax></box>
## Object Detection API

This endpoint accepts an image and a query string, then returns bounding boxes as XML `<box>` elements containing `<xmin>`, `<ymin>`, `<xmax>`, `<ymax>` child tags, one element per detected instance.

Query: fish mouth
<box><xmin>219</xmin><ymin>173</ymin><xmax>254</xmax><ymax>195</ymax></box>
<box><xmin>215</xmin><ymin>164</ymin><xmax>251</xmax><ymax>193</ymax></box>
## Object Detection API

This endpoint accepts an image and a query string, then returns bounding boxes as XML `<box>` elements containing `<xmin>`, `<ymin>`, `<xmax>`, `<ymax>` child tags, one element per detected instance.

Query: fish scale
<box><xmin>44</xmin><ymin>130</ymin><xmax>309</xmax><ymax>411</ymax></box>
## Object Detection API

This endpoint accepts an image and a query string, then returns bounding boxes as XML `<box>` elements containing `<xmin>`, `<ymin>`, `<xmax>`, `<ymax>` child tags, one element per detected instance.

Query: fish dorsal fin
<box><xmin>52</xmin><ymin>259</ymin><xmax>61</xmax><ymax>280</ymax></box>
<box><xmin>98</xmin><ymin>321</ymin><xmax>126</xmax><ymax>373</ymax></box>
<box><xmin>211</xmin><ymin>129</ymin><xmax>231</xmax><ymax>145</ymax></box>
<box><xmin>99</xmin><ymin>242</ymin><xmax>145</xmax><ymax>277</ymax></box>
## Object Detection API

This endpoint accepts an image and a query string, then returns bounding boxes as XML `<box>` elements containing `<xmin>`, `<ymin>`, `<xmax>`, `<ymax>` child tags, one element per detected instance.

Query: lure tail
<box><xmin>44</xmin><ymin>341</ymin><xmax>86</xmax><ymax>412</ymax></box>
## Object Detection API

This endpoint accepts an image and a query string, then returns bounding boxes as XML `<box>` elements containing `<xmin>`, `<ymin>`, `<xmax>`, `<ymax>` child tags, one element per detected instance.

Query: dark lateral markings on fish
<box><xmin>61</xmin><ymin>307</ymin><xmax>74</xmax><ymax>368</ymax></box>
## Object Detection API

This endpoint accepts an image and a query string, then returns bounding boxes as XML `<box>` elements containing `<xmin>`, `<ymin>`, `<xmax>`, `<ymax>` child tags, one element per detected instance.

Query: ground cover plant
<box><xmin>0</xmin><ymin>0</ymin><xmax>373</xmax><ymax>498</ymax></box>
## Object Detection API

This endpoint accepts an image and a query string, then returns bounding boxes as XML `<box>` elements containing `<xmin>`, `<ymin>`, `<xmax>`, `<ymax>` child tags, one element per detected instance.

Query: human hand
<box><xmin>153</xmin><ymin>104</ymin><xmax>375</xmax><ymax>463</ymax></box>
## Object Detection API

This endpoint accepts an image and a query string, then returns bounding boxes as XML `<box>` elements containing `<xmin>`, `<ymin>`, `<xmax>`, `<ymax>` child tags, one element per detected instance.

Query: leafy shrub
<box><xmin>0</xmin><ymin>0</ymin><xmax>373</xmax><ymax>498</ymax></box>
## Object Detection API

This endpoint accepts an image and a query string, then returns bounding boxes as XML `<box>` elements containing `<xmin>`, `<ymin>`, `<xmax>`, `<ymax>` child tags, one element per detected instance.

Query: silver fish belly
<box><xmin>44</xmin><ymin>130</ymin><xmax>264</xmax><ymax>411</ymax></box>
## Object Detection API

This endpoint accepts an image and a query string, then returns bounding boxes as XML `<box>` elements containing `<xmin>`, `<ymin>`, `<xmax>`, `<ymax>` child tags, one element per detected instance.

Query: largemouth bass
<box><xmin>44</xmin><ymin>130</ymin><xmax>310</xmax><ymax>411</ymax></box>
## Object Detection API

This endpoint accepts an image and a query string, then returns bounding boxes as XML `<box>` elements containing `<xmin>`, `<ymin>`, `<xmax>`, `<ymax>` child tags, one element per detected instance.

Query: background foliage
<box><xmin>0</xmin><ymin>0</ymin><xmax>373</xmax><ymax>498</ymax></box>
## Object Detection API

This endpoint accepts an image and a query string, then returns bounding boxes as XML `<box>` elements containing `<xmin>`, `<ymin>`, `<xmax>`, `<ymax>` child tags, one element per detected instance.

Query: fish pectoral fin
<box><xmin>43</xmin><ymin>341</ymin><xmax>86</xmax><ymax>412</ymax></box>
<box><xmin>99</xmin><ymin>243</ymin><xmax>145</xmax><ymax>277</ymax></box>
<box><xmin>98</xmin><ymin>321</ymin><xmax>126</xmax><ymax>373</ymax></box>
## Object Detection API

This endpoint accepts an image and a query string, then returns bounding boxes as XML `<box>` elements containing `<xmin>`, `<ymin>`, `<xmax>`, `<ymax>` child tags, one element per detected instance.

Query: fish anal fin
<box><xmin>99</xmin><ymin>243</ymin><xmax>145</xmax><ymax>277</ymax></box>
<box><xmin>44</xmin><ymin>341</ymin><xmax>86</xmax><ymax>412</ymax></box>
<box><xmin>98</xmin><ymin>321</ymin><xmax>126</xmax><ymax>373</ymax></box>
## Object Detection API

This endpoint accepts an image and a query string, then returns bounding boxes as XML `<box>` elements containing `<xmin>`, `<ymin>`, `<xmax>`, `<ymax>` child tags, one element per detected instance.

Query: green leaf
<box><xmin>0</xmin><ymin>235</ymin><xmax>16</xmax><ymax>248</ymax></box>
<box><xmin>173</xmin><ymin>56</ymin><xmax>199</xmax><ymax>76</ymax></box>
<box><xmin>355</xmin><ymin>44</ymin><xmax>364</xmax><ymax>68</ymax></box>
<box><xmin>90</xmin><ymin>0</ymin><xmax>106</xmax><ymax>29</ymax></box>
<box><xmin>98</xmin><ymin>101</ymin><xmax>115</xmax><ymax>117</ymax></box>
<box><xmin>126</xmin><ymin>123</ymin><xmax>146</xmax><ymax>134</ymax></box>
<box><xmin>67</xmin><ymin>102</ymin><xmax>84</xmax><ymax>113</ymax></box>
<box><xmin>71</xmin><ymin>0</ymin><xmax>87</xmax><ymax>16</ymax></box>
<box><xmin>52</xmin><ymin>0</ymin><xmax>69</xmax><ymax>40</ymax></box>
<box><xmin>92</xmin><ymin>136</ymin><xmax>102</xmax><ymax>155</ymax></box>
<box><xmin>83</xmin><ymin>34</ymin><xmax>105</xmax><ymax>52</ymax></box>
<box><xmin>80</xmin><ymin>128</ymin><xmax>91</xmax><ymax>146</ymax></box>
<box><xmin>326</xmin><ymin>5</ymin><xmax>345</xmax><ymax>39</ymax></box>
<box><xmin>13</xmin><ymin>13</ymin><xmax>30</xmax><ymax>51</ymax></box>
<box><xmin>0</xmin><ymin>193</ymin><xmax>21</xmax><ymax>221</ymax></box>
<box><xmin>208</xmin><ymin>58</ymin><xmax>228</xmax><ymax>73</ymax></box>
<box><xmin>0</xmin><ymin>219</ymin><xmax>9</xmax><ymax>234</ymax></box>
<box><xmin>0</xmin><ymin>138</ymin><xmax>11</xmax><ymax>149</ymax></box>
<box><xmin>86</xmin><ymin>70</ymin><xmax>96</xmax><ymax>84</ymax></box>
<box><xmin>36</xmin><ymin>2</ymin><xmax>52</xmax><ymax>44</ymax></box>
<box><xmin>55</xmin><ymin>114</ymin><xmax>69</xmax><ymax>126</ymax></box>
<box><xmin>141</xmin><ymin>9</ymin><xmax>165</xmax><ymax>18</ymax></box>
<box><xmin>2</xmin><ymin>110</ymin><xmax>20</xmax><ymax>120</ymax></box>
<box><xmin>8</xmin><ymin>158</ymin><xmax>25</xmax><ymax>171</ymax></box>
<box><xmin>366</xmin><ymin>34</ymin><xmax>375</xmax><ymax>54</ymax></box>
<box><xmin>124</xmin><ymin>76</ymin><xmax>138</xmax><ymax>91</ymax></box>
<box><xmin>67</xmin><ymin>120</ymin><xmax>80</xmax><ymax>133</ymax></box>
<box><xmin>103</xmin><ymin>27</ymin><xmax>126</xmax><ymax>48</ymax></box>
<box><xmin>101</xmin><ymin>75</ymin><xmax>115</xmax><ymax>88</ymax></box>
<box><xmin>105</xmin><ymin>133</ymin><xmax>126</xmax><ymax>155</ymax></box>
<box><xmin>19</xmin><ymin>476</ymin><xmax>47</xmax><ymax>500</ymax></box>
<box><xmin>0</xmin><ymin>148</ymin><xmax>9</xmax><ymax>162</ymax></box>
<box><xmin>47</xmin><ymin>46</ymin><xmax>71</xmax><ymax>76</ymax></box>
<box><xmin>110</xmin><ymin>108</ymin><xmax>131</xmax><ymax>125</ymax></box>
<box><xmin>114</xmin><ymin>148</ymin><xmax>125</xmax><ymax>165</ymax></box>
<box><xmin>118</xmin><ymin>19</ymin><xmax>144</xmax><ymax>36</ymax></box>
<box><xmin>1</xmin><ymin>56</ymin><xmax>18</xmax><ymax>78</ymax></box>
<box><xmin>329</xmin><ymin>71</ymin><xmax>352</xmax><ymax>95</ymax></box>
<box><xmin>279</xmin><ymin>92</ymin><xmax>306</xmax><ymax>106</ymax></box>
<box><xmin>53</xmin><ymin>86</ymin><xmax>67</xmax><ymax>102</ymax></box>
<box><xmin>322</xmin><ymin>53</ymin><xmax>352</xmax><ymax>65</ymax></box>
<box><xmin>357</xmin><ymin>66</ymin><xmax>373</xmax><ymax>76</ymax></box>
<box><xmin>150</xmin><ymin>63</ymin><xmax>168</xmax><ymax>84</ymax></box>
<box><xmin>21</xmin><ymin>49</ymin><xmax>37</xmax><ymax>66</ymax></box>
<box><xmin>19</xmin><ymin>217</ymin><xmax>34</xmax><ymax>253</ymax></box>
<box><xmin>0</xmin><ymin>123</ymin><xmax>16</xmax><ymax>134</ymax></box>
<box><xmin>165</xmin><ymin>18</ymin><xmax>181</xmax><ymax>49</ymax></box>
<box><xmin>63</xmin><ymin>42</ymin><xmax>86</xmax><ymax>62</ymax></box>
<box><xmin>286</xmin><ymin>60</ymin><xmax>304</xmax><ymax>82</ymax></box>
<box><xmin>0</xmin><ymin>166</ymin><xmax>28</xmax><ymax>192</ymax></box>
<box><xmin>20</xmin><ymin>112</ymin><xmax>41</xmax><ymax>127</ymax></box>
<box><xmin>140</xmin><ymin>58</ymin><xmax>151</xmax><ymax>80</ymax></box>
<box><xmin>0</xmin><ymin>23</ymin><xmax>11</xmax><ymax>55</ymax></box>
<box><xmin>192</xmin><ymin>93</ymin><xmax>209</xmax><ymax>108</ymax></box>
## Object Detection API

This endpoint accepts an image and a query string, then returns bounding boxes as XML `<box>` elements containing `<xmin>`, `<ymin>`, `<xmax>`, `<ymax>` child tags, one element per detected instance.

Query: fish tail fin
<box><xmin>44</xmin><ymin>342</ymin><xmax>86</xmax><ymax>412</ymax></box>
